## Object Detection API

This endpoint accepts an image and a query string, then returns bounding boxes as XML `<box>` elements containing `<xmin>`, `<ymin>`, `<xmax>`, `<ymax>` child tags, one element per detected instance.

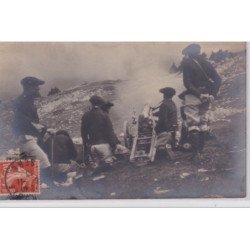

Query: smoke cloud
<box><xmin>0</xmin><ymin>42</ymin><xmax>245</xmax><ymax>100</ymax></box>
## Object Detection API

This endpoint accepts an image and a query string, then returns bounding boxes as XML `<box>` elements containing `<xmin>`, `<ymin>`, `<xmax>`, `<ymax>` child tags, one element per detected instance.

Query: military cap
<box><xmin>21</xmin><ymin>76</ymin><xmax>45</xmax><ymax>87</ymax></box>
<box><xmin>89</xmin><ymin>95</ymin><xmax>106</xmax><ymax>106</ymax></box>
<box><xmin>182</xmin><ymin>43</ymin><xmax>201</xmax><ymax>56</ymax></box>
<box><xmin>102</xmin><ymin>101</ymin><xmax>114</xmax><ymax>108</ymax></box>
<box><xmin>159</xmin><ymin>87</ymin><xmax>176</xmax><ymax>97</ymax></box>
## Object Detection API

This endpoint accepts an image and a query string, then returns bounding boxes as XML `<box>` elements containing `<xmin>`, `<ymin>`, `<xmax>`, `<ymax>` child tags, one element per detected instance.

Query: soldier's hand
<box><xmin>200</xmin><ymin>94</ymin><xmax>209</xmax><ymax>103</ymax></box>
<box><xmin>115</xmin><ymin>144</ymin><xmax>129</xmax><ymax>155</ymax></box>
<box><xmin>47</xmin><ymin>128</ymin><xmax>56</xmax><ymax>134</ymax></box>
<box><xmin>32</xmin><ymin>122</ymin><xmax>45</xmax><ymax>132</ymax></box>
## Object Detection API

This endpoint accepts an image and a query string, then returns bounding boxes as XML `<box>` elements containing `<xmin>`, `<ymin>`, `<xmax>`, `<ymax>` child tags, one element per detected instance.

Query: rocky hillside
<box><xmin>212</xmin><ymin>51</ymin><xmax>246</xmax><ymax>119</ymax></box>
<box><xmin>0</xmin><ymin>51</ymin><xmax>246</xmax><ymax>155</ymax></box>
<box><xmin>38</xmin><ymin>80</ymin><xmax>121</xmax><ymax>141</ymax></box>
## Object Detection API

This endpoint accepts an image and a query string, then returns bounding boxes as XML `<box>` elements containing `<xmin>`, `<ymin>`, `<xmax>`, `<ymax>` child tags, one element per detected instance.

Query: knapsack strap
<box><xmin>192</xmin><ymin>58</ymin><xmax>211</xmax><ymax>82</ymax></box>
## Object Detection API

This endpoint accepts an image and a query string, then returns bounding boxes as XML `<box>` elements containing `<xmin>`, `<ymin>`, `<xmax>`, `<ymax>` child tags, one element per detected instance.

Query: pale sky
<box><xmin>0</xmin><ymin>42</ymin><xmax>245</xmax><ymax>100</ymax></box>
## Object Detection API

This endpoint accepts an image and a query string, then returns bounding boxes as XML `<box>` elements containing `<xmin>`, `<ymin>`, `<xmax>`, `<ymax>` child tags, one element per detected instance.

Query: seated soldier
<box><xmin>43</xmin><ymin>130</ymin><xmax>77</xmax><ymax>164</ymax></box>
<box><xmin>41</xmin><ymin>130</ymin><xmax>83</xmax><ymax>187</ymax></box>
<box><xmin>154</xmin><ymin>87</ymin><xmax>179</xmax><ymax>160</ymax></box>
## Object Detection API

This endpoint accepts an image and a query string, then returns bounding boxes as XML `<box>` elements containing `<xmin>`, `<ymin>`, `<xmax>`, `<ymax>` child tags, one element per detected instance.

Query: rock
<box><xmin>180</xmin><ymin>172</ymin><xmax>191</xmax><ymax>179</ymax></box>
<box><xmin>198</xmin><ymin>168</ymin><xmax>209</xmax><ymax>173</ymax></box>
<box><xmin>41</xmin><ymin>183</ymin><xmax>49</xmax><ymax>189</ymax></box>
<box><xmin>53</xmin><ymin>181</ymin><xmax>60</xmax><ymax>187</ymax></box>
<box><xmin>154</xmin><ymin>187</ymin><xmax>171</xmax><ymax>194</ymax></box>
<box><xmin>92</xmin><ymin>174</ymin><xmax>106</xmax><ymax>181</ymax></box>
<box><xmin>200</xmin><ymin>177</ymin><xmax>209</xmax><ymax>182</ymax></box>
<box><xmin>209</xmin><ymin>49</ymin><xmax>235</xmax><ymax>63</ymax></box>
<box><xmin>54</xmin><ymin>177</ymin><xmax>74</xmax><ymax>187</ymax></box>
<box><xmin>48</xmin><ymin>87</ymin><xmax>61</xmax><ymax>96</ymax></box>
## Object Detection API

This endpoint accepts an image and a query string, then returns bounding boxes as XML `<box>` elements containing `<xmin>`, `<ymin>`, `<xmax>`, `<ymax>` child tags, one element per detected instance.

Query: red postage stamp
<box><xmin>0</xmin><ymin>160</ymin><xmax>40</xmax><ymax>196</ymax></box>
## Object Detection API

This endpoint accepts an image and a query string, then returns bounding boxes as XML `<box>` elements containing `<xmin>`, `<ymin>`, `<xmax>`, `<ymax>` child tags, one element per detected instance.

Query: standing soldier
<box><xmin>179</xmin><ymin>44</ymin><xmax>221</xmax><ymax>162</ymax></box>
<box><xmin>12</xmin><ymin>77</ymin><xmax>54</xmax><ymax>186</ymax></box>
<box><xmin>81</xmin><ymin>96</ymin><xmax>119</xmax><ymax>172</ymax></box>
<box><xmin>154</xmin><ymin>87</ymin><xmax>179</xmax><ymax>160</ymax></box>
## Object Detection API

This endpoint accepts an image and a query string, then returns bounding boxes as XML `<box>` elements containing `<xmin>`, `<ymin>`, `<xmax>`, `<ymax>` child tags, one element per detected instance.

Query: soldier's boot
<box><xmin>199</xmin><ymin>131</ymin><xmax>206</xmax><ymax>153</ymax></box>
<box><xmin>165</xmin><ymin>144</ymin><xmax>175</xmax><ymax>161</ymax></box>
<box><xmin>91</xmin><ymin>162</ymin><xmax>112</xmax><ymax>176</ymax></box>
<box><xmin>40</xmin><ymin>167</ymin><xmax>52</xmax><ymax>188</ymax></box>
<box><xmin>189</xmin><ymin>130</ymin><xmax>203</xmax><ymax>165</ymax></box>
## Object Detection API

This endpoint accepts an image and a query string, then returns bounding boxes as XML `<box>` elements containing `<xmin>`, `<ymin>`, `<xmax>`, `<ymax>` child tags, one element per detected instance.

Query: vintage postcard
<box><xmin>0</xmin><ymin>42</ymin><xmax>246</xmax><ymax>201</ymax></box>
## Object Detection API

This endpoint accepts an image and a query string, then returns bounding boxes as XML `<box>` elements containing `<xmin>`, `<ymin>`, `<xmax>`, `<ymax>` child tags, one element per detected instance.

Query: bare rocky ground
<box><xmin>66</xmin><ymin>112</ymin><xmax>246</xmax><ymax>200</ymax></box>
<box><xmin>0</xmin><ymin>52</ymin><xmax>246</xmax><ymax>200</ymax></box>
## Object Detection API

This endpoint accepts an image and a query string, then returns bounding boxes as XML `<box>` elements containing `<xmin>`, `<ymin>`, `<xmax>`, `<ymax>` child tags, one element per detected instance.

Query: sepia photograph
<box><xmin>0</xmin><ymin>42</ymin><xmax>246</xmax><ymax>200</ymax></box>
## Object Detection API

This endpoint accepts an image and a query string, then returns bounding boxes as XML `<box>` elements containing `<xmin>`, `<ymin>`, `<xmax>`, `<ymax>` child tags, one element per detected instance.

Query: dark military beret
<box><xmin>182</xmin><ymin>43</ymin><xmax>201</xmax><ymax>56</ymax></box>
<box><xmin>89</xmin><ymin>95</ymin><xmax>106</xmax><ymax>106</ymax></box>
<box><xmin>21</xmin><ymin>76</ymin><xmax>45</xmax><ymax>87</ymax></box>
<box><xmin>159</xmin><ymin>87</ymin><xmax>176</xmax><ymax>97</ymax></box>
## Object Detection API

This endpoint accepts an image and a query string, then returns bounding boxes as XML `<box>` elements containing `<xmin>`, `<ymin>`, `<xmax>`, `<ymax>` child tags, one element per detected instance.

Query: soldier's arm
<box><xmin>14</xmin><ymin>110</ymin><xmax>44</xmax><ymax>137</ymax></box>
<box><xmin>153</xmin><ymin>110</ymin><xmax>160</xmax><ymax>117</ymax></box>
<box><xmin>183</xmin><ymin>67</ymin><xmax>203</xmax><ymax>98</ymax></box>
<box><xmin>207</xmin><ymin>61</ymin><xmax>222</xmax><ymax>85</ymax></box>
<box><xmin>13</xmin><ymin>98</ymin><xmax>43</xmax><ymax>128</ymax></box>
<box><xmin>104</xmin><ymin>115</ymin><xmax>118</xmax><ymax>150</ymax></box>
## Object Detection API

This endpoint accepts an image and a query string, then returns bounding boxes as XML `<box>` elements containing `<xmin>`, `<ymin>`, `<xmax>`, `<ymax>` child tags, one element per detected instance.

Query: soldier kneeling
<box><xmin>81</xmin><ymin>96</ymin><xmax>128</xmax><ymax>175</ymax></box>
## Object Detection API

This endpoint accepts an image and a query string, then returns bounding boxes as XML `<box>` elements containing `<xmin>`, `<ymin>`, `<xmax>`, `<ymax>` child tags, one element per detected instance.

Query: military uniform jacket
<box><xmin>81</xmin><ymin>107</ymin><xmax>118</xmax><ymax>149</ymax></box>
<box><xmin>155</xmin><ymin>98</ymin><xmax>177</xmax><ymax>134</ymax></box>
<box><xmin>12</xmin><ymin>93</ymin><xmax>42</xmax><ymax>137</ymax></box>
<box><xmin>181</xmin><ymin>55</ymin><xmax>221</xmax><ymax>97</ymax></box>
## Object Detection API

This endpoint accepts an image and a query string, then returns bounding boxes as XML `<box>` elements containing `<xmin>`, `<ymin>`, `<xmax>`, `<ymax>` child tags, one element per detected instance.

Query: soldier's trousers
<box><xmin>184</xmin><ymin>94</ymin><xmax>213</xmax><ymax>154</ymax></box>
<box><xmin>90</xmin><ymin>143</ymin><xmax>116</xmax><ymax>167</ymax></box>
<box><xmin>19</xmin><ymin>136</ymin><xmax>51</xmax><ymax>169</ymax></box>
<box><xmin>183</xmin><ymin>94</ymin><xmax>211</xmax><ymax>132</ymax></box>
<box><xmin>156</xmin><ymin>132</ymin><xmax>173</xmax><ymax>149</ymax></box>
